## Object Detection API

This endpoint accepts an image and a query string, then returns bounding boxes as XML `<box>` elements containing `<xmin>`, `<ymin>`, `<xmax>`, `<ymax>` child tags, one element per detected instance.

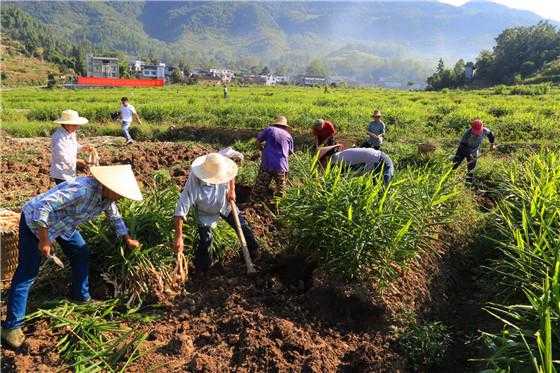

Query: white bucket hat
<box><xmin>54</xmin><ymin>109</ymin><xmax>89</xmax><ymax>125</ymax></box>
<box><xmin>191</xmin><ymin>153</ymin><xmax>238</xmax><ymax>184</ymax></box>
<box><xmin>90</xmin><ymin>165</ymin><xmax>143</xmax><ymax>201</ymax></box>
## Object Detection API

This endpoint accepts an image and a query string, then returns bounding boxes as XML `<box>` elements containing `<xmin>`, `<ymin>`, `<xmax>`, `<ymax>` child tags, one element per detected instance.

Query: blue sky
<box><xmin>439</xmin><ymin>0</ymin><xmax>560</xmax><ymax>22</ymax></box>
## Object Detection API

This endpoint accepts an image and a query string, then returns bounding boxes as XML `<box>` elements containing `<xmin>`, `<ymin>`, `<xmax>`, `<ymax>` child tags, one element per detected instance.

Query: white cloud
<box><xmin>439</xmin><ymin>0</ymin><xmax>560</xmax><ymax>22</ymax></box>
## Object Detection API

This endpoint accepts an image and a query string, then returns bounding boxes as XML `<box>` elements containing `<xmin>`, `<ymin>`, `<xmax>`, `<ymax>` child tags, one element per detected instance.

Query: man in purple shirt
<box><xmin>253</xmin><ymin>115</ymin><xmax>294</xmax><ymax>199</ymax></box>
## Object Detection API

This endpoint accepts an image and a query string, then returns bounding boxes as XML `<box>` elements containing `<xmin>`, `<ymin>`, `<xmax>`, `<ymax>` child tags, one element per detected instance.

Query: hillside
<box><xmin>2</xmin><ymin>1</ymin><xmax>552</xmax><ymax>84</ymax></box>
<box><xmin>0</xmin><ymin>37</ymin><xmax>61</xmax><ymax>87</ymax></box>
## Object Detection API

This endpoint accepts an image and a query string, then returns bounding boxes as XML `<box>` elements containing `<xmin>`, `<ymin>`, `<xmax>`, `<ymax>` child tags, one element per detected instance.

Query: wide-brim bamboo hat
<box><xmin>191</xmin><ymin>153</ymin><xmax>238</xmax><ymax>184</ymax></box>
<box><xmin>90</xmin><ymin>165</ymin><xmax>143</xmax><ymax>201</ymax></box>
<box><xmin>54</xmin><ymin>109</ymin><xmax>89</xmax><ymax>125</ymax></box>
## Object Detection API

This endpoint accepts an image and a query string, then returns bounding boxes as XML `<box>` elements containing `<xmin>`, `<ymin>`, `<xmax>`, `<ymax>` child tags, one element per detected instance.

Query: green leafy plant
<box><xmin>27</xmin><ymin>300</ymin><xmax>149</xmax><ymax>372</ymax></box>
<box><xmin>279</xmin><ymin>157</ymin><xmax>460</xmax><ymax>286</ymax></box>
<box><xmin>482</xmin><ymin>152</ymin><xmax>560</xmax><ymax>372</ymax></box>
<box><xmin>398</xmin><ymin>321</ymin><xmax>452</xmax><ymax>369</ymax></box>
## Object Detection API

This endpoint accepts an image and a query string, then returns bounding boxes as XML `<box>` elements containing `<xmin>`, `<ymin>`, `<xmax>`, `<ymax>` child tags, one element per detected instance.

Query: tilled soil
<box><xmin>0</xmin><ymin>135</ymin><xmax>211</xmax><ymax>209</ymax></box>
<box><xmin>1</xmin><ymin>136</ymin><xmax>495</xmax><ymax>372</ymax></box>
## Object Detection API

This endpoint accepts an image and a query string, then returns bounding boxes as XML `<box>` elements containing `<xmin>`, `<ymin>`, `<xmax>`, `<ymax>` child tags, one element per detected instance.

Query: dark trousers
<box><xmin>3</xmin><ymin>214</ymin><xmax>91</xmax><ymax>329</ymax></box>
<box><xmin>195</xmin><ymin>210</ymin><xmax>259</xmax><ymax>272</ymax></box>
<box><xmin>452</xmin><ymin>149</ymin><xmax>478</xmax><ymax>182</ymax></box>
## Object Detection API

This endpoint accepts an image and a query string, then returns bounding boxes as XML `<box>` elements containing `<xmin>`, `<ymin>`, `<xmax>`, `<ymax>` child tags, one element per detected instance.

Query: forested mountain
<box><xmin>2</xmin><ymin>1</ymin><xmax>553</xmax><ymax>84</ymax></box>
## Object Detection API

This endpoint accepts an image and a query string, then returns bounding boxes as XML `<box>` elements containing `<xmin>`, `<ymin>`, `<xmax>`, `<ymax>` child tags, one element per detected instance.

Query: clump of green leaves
<box><xmin>482</xmin><ymin>152</ymin><xmax>560</xmax><ymax>371</ymax></box>
<box><xmin>398</xmin><ymin>321</ymin><xmax>452</xmax><ymax>369</ymax></box>
<box><xmin>82</xmin><ymin>170</ymin><xmax>237</xmax><ymax>307</ymax></box>
<box><xmin>279</xmin><ymin>158</ymin><xmax>460</xmax><ymax>286</ymax></box>
<box><xmin>27</xmin><ymin>300</ymin><xmax>149</xmax><ymax>372</ymax></box>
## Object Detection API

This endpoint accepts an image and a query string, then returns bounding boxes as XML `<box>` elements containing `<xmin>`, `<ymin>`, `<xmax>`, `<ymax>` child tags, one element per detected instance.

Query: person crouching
<box><xmin>1</xmin><ymin>165</ymin><xmax>143</xmax><ymax>349</ymax></box>
<box><xmin>173</xmin><ymin>153</ymin><xmax>260</xmax><ymax>273</ymax></box>
<box><xmin>318</xmin><ymin>145</ymin><xmax>395</xmax><ymax>185</ymax></box>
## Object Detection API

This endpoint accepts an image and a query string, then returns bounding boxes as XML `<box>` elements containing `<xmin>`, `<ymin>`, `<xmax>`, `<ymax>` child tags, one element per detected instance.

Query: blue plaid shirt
<box><xmin>22</xmin><ymin>177</ymin><xmax>128</xmax><ymax>241</ymax></box>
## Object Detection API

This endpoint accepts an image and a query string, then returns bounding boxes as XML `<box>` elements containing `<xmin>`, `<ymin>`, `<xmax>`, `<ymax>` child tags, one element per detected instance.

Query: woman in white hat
<box><xmin>1</xmin><ymin>165</ymin><xmax>143</xmax><ymax>349</ymax></box>
<box><xmin>51</xmin><ymin>109</ymin><xmax>94</xmax><ymax>185</ymax></box>
<box><xmin>173</xmin><ymin>153</ymin><xmax>260</xmax><ymax>273</ymax></box>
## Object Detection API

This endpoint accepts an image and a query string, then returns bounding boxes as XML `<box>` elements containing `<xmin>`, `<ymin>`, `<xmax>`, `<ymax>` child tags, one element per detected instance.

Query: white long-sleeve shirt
<box><xmin>50</xmin><ymin>127</ymin><xmax>83</xmax><ymax>181</ymax></box>
<box><xmin>174</xmin><ymin>173</ymin><xmax>231</xmax><ymax>227</ymax></box>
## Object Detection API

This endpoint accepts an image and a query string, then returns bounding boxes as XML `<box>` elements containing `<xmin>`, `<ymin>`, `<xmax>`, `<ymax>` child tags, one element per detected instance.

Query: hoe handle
<box><xmin>229</xmin><ymin>201</ymin><xmax>257</xmax><ymax>274</ymax></box>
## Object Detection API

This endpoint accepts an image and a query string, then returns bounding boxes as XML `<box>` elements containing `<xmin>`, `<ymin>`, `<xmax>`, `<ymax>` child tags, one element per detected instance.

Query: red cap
<box><xmin>471</xmin><ymin>119</ymin><xmax>484</xmax><ymax>135</ymax></box>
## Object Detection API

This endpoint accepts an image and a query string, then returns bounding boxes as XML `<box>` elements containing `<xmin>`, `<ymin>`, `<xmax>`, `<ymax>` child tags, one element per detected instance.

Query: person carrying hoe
<box><xmin>1</xmin><ymin>165</ymin><xmax>144</xmax><ymax>349</ymax></box>
<box><xmin>173</xmin><ymin>153</ymin><xmax>260</xmax><ymax>273</ymax></box>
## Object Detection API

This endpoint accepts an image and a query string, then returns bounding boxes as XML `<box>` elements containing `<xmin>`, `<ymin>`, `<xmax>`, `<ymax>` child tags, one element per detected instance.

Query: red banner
<box><xmin>77</xmin><ymin>76</ymin><xmax>165</xmax><ymax>87</ymax></box>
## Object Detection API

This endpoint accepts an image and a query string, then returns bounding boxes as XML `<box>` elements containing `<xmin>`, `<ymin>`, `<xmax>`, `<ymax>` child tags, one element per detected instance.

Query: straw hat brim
<box><xmin>191</xmin><ymin>154</ymin><xmax>238</xmax><ymax>184</ymax></box>
<box><xmin>54</xmin><ymin>117</ymin><xmax>89</xmax><ymax>125</ymax></box>
<box><xmin>90</xmin><ymin>165</ymin><xmax>143</xmax><ymax>201</ymax></box>
<box><xmin>272</xmin><ymin>122</ymin><xmax>290</xmax><ymax>128</ymax></box>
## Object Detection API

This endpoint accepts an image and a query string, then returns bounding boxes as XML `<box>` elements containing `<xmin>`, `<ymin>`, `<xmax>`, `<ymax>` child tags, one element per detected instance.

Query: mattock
<box><xmin>229</xmin><ymin>200</ymin><xmax>257</xmax><ymax>275</ymax></box>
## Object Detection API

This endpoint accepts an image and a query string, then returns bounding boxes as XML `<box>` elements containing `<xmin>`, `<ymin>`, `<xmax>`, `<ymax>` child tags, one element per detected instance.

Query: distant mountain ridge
<box><xmin>3</xmin><ymin>1</ymin><xmax>552</xmax><ymax>84</ymax></box>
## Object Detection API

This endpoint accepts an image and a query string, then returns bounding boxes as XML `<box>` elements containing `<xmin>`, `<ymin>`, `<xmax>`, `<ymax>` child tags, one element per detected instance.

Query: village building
<box><xmin>86</xmin><ymin>55</ymin><xmax>119</xmax><ymax>78</ymax></box>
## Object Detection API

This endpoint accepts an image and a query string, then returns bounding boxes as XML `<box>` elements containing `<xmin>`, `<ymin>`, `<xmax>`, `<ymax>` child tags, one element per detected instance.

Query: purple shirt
<box><xmin>257</xmin><ymin>126</ymin><xmax>294</xmax><ymax>173</ymax></box>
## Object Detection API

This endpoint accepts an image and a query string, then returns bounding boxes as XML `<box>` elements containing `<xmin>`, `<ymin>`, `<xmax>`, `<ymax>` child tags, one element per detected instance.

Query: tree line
<box><xmin>427</xmin><ymin>22</ymin><xmax>560</xmax><ymax>90</ymax></box>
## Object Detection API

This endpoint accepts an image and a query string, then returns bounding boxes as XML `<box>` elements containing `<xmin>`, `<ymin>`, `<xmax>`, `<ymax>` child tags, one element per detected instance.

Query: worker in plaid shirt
<box><xmin>1</xmin><ymin>165</ymin><xmax>143</xmax><ymax>349</ymax></box>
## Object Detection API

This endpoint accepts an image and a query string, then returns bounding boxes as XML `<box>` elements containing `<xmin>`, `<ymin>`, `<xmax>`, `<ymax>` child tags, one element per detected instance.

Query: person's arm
<box><xmin>134</xmin><ymin>112</ymin><xmax>142</xmax><ymax>125</ymax></box>
<box><xmin>173</xmin><ymin>177</ymin><xmax>195</xmax><ymax>253</ymax></box>
<box><xmin>288</xmin><ymin>136</ymin><xmax>294</xmax><ymax>155</ymax></box>
<box><xmin>174</xmin><ymin>216</ymin><xmax>184</xmax><ymax>253</ymax></box>
<box><xmin>256</xmin><ymin>128</ymin><xmax>267</xmax><ymax>151</ymax></box>
<box><xmin>485</xmin><ymin>128</ymin><xmax>496</xmax><ymax>149</ymax></box>
<box><xmin>37</xmin><ymin>226</ymin><xmax>51</xmax><ymax>257</ymax></box>
<box><xmin>104</xmin><ymin>203</ymin><xmax>139</xmax><ymax>249</ymax></box>
<box><xmin>227</xmin><ymin>178</ymin><xmax>236</xmax><ymax>202</ymax></box>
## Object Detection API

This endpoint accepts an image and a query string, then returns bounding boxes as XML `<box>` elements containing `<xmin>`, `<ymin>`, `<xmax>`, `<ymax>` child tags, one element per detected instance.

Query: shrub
<box><xmin>279</xmin><ymin>158</ymin><xmax>460</xmax><ymax>286</ymax></box>
<box><xmin>482</xmin><ymin>152</ymin><xmax>560</xmax><ymax>371</ymax></box>
<box><xmin>398</xmin><ymin>322</ymin><xmax>452</xmax><ymax>369</ymax></box>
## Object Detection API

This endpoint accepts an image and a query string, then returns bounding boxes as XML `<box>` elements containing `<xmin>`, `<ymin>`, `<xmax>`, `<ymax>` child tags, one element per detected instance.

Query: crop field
<box><xmin>1</xmin><ymin>84</ymin><xmax>559</xmax><ymax>371</ymax></box>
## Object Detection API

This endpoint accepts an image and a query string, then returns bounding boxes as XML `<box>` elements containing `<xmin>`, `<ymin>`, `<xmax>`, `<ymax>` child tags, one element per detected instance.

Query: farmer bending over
<box><xmin>253</xmin><ymin>115</ymin><xmax>294</xmax><ymax>199</ymax></box>
<box><xmin>119</xmin><ymin>96</ymin><xmax>142</xmax><ymax>145</ymax></box>
<box><xmin>1</xmin><ymin>165</ymin><xmax>143</xmax><ymax>349</ymax></box>
<box><xmin>174</xmin><ymin>153</ymin><xmax>260</xmax><ymax>273</ymax></box>
<box><xmin>50</xmin><ymin>110</ymin><xmax>94</xmax><ymax>185</ymax></box>
<box><xmin>312</xmin><ymin>119</ymin><xmax>336</xmax><ymax>148</ymax></box>
<box><xmin>319</xmin><ymin>145</ymin><xmax>395</xmax><ymax>185</ymax></box>
<box><xmin>362</xmin><ymin>110</ymin><xmax>385</xmax><ymax>150</ymax></box>
<box><xmin>452</xmin><ymin>119</ymin><xmax>496</xmax><ymax>183</ymax></box>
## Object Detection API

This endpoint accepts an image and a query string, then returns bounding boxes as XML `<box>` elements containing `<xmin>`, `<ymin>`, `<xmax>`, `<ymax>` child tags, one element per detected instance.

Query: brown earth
<box><xmin>0</xmin><ymin>136</ymin><xmax>496</xmax><ymax>372</ymax></box>
<box><xmin>0</xmin><ymin>136</ymin><xmax>211</xmax><ymax>209</ymax></box>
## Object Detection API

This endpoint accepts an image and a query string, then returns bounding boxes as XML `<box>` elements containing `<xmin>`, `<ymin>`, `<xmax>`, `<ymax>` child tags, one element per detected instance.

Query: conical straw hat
<box><xmin>54</xmin><ymin>109</ymin><xmax>89</xmax><ymax>125</ymax></box>
<box><xmin>90</xmin><ymin>165</ymin><xmax>143</xmax><ymax>201</ymax></box>
<box><xmin>318</xmin><ymin>144</ymin><xmax>341</xmax><ymax>161</ymax></box>
<box><xmin>191</xmin><ymin>153</ymin><xmax>238</xmax><ymax>184</ymax></box>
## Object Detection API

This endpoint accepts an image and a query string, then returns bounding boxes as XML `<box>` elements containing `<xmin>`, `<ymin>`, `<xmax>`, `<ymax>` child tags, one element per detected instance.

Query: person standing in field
<box><xmin>253</xmin><ymin>115</ymin><xmax>294</xmax><ymax>199</ymax></box>
<box><xmin>318</xmin><ymin>144</ymin><xmax>395</xmax><ymax>185</ymax></box>
<box><xmin>452</xmin><ymin>119</ymin><xmax>496</xmax><ymax>183</ymax></box>
<box><xmin>173</xmin><ymin>153</ymin><xmax>260</xmax><ymax>273</ymax></box>
<box><xmin>119</xmin><ymin>97</ymin><xmax>142</xmax><ymax>145</ymax></box>
<box><xmin>362</xmin><ymin>110</ymin><xmax>385</xmax><ymax>150</ymax></box>
<box><xmin>50</xmin><ymin>109</ymin><xmax>94</xmax><ymax>185</ymax></box>
<box><xmin>223</xmin><ymin>84</ymin><xmax>229</xmax><ymax>99</ymax></box>
<box><xmin>312</xmin><ymin>119</ymin><xmax>336</xmax><ymax>148</ymax></box>
<box><xmin>1</xmin><ymin>165</ymin><xmax>143</xmax><ymax>349</ymax></box>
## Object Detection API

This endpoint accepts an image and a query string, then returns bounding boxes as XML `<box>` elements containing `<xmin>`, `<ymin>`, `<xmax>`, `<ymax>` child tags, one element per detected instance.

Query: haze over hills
<box><xmin>3</xmin><ymin>1</ymin><xmax>553</xmax><ymax>84</ymax></box>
